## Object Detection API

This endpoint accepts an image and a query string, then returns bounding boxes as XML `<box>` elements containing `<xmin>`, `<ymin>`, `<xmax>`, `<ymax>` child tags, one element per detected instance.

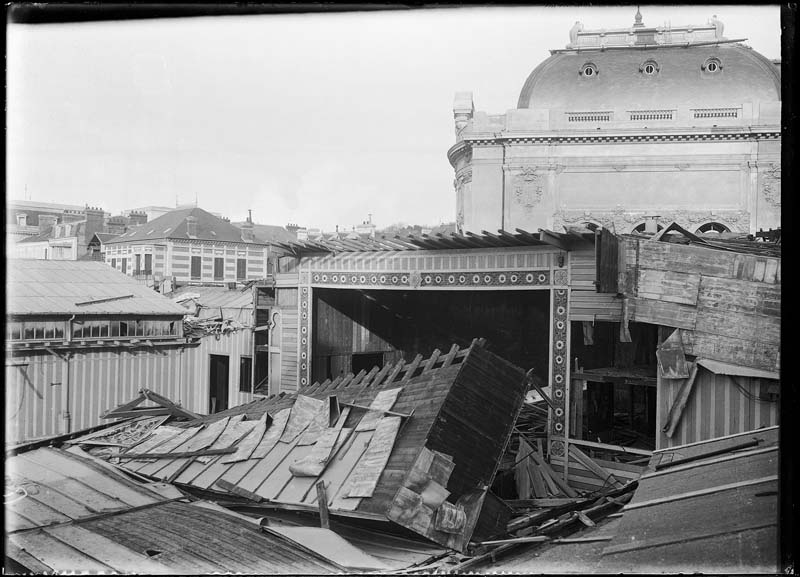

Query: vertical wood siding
<box><xmin>656</xmin><ymin>368</ymin><xmax>779</xmax><ymax>450</ymax></box>
<box><xmin>183</xmin><ymin>328</ymin><xmax>255</xmax><ymax>413</ymax></box>
<box><xmin>7</xmin><ymin>347</ymin><xmax>192</xmax><ymax>444</ymax></box>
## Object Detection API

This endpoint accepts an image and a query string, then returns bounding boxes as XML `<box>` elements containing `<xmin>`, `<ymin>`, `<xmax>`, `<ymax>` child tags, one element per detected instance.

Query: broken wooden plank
<box><xmin>529</xmin><ymin>450</ymin><xmax>578</xmax><ymax>498</ymax></box>
<box><xmin>118</xmin><ymin>447</ymin><xmax>236</xmax><ymax>460</ymax></box>
<box><xmin>476</xmin><ymin>536</ymin><xmax>550</xmax><ymax>546</ymax></box>
<box><xmin>662</xmin><ymin>361</ymin><xmax>700</xmax><ymax>438</ymax></box>
<box><xmin>400</xmin><ymin>354</ymin><xmax>424</xmax><ymax>382</ymax></box>
<box><xmin>525</xmin><ymin>369</ymin><xmax>554</xmax><ymax>410</ymax></box>
<box><xmin>222</xmin><ymin>412</ymin><xmax>272</xmax><ymax>463</ymax></box>
<box><xmin>316</xmin><ymin>481</ymin><xmax>330</xmax><ymax>529</ymax></box>
<box><xmin>251</xmin><ymin>408</ymin><xmax>291</xmax><ymax>459</ymax></box>
<box><xmin>653</xmin><ymin>439</ymin><xmax>761</xmax><ymax>471</ymax></box>
<box><xmin>213</xmin><ymin>479</ymin><xmax>263</xmax><ymax>503</ymax></box>
<box><xmin>340</xmin><ymin>402</ymin><xmax>411</xmax><ymax>419</ymax></box>
<box><xmin>568</xmin><ymin>445</ymin><xmax>624</xmax><ymax>489</ymax></box>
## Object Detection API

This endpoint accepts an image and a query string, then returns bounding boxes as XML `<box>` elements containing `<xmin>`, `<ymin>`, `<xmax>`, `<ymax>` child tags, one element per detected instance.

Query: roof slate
<box><xmin>7</xmin><ymin>259</ymin><xmax>188</xmax><ymax>317</ymax></box>
<box><xmin>105</xmin><ymin>207</ymin><xmax>270</xmax><ymax>245</ymax></box>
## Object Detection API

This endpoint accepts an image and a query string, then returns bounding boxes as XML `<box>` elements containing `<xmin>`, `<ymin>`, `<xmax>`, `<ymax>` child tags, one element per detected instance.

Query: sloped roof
<box><xmin>113</xmin><ymin>340</ymin><xmax>527</xmax><ymax>551</ymax></box>
<box><xmin>89</xmin><ymin>232</ymin><xmax>120</xmax><ymax>244</ymax></box>
<box><xmin>5</xmin><ymin>447</ymin><xmax>342</xmax><ymax>574</ymax></box>
<box><xmin>170</xmin><ymin>285</ymin><xmax>253</xmax><ymax>310</ymax></box>
<box><xmin>105</xmin><ymin>207</ymin><xmax>269</xmax><ymax>245</ymax></box>
<box><xmin>234</xmin><ymin>221</ymin><xmax>297</xmax><ymax>244</ymax></box>
<box><xmin>7</xmin><ymin>259</ymin><xmax>187</xmax><ymax>316</ymax></box>
<box><xmin>518</xmin><ymin>43</ymin><xmax>781</xmax><ymax>110</ymax></box>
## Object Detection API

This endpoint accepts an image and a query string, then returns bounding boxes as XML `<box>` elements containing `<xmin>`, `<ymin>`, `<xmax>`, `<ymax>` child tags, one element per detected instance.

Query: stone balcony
<box><xmin>456</xmin><ymin>101</ymin><xmax>780</xmax><ymax>142</ymax></box>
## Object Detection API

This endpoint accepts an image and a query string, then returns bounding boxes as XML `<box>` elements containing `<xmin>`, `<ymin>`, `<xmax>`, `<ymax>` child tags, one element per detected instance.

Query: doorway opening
<box><xmin>209</xmin><ymin>354</ymin><xmax>229</xmax><ymax>414</ymax></box>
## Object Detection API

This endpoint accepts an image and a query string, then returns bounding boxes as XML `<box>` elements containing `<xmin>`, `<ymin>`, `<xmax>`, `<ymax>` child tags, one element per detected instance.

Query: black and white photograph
<box><xmin>5</xmin><ymin>3</ymin><xmax>789</xmax><ymax>574</ymax></box>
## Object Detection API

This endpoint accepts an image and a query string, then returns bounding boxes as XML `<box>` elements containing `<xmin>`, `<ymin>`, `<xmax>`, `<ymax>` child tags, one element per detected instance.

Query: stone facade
<box><xmin>448</xmin><ymin>14</ymin><xmax>781</xmax><ymax>235</ymax></box>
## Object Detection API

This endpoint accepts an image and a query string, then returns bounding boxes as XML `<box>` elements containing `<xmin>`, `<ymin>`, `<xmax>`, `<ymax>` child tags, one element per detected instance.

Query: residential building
<box><xmin>6</xmin><ymin>260</ymin><xmax>189</xmax><ymax>442</ymax></box>
<box><xmin>6</xmin><ymin>199</ymin><xmax>87</xmax><ymax>243</ymax></box>
<box><xmin>102</xmin><ymin>206</ymin><xmax>286</xmax><ymax>291</ymax></box>
<box><xmin>448</xmin><ymin>12</ymin><xmax>781</xmax><ymax>235</ymax></box>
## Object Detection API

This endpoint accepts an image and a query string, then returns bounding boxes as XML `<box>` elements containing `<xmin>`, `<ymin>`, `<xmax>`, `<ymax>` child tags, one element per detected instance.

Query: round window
<box><xmin>581</xmin><ymin>63</ymin><xmax>598</xmax><ymax>77</ymax></box>
<box><xmin>703</xmin><ymin>58</ymin><xmax>722</xmax><ymax>73</ymax></box>
<box><xmin>644</xmin><ymin>63</ymin><xmax>656</xmax><ymax>74</ymax></box>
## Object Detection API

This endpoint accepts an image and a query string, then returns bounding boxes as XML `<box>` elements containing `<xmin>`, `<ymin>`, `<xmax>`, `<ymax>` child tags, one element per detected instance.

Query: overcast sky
<box><xmin>7</xmin><ymin>5</ymin><xmax>781</xmax><ymax>231</ymax></box>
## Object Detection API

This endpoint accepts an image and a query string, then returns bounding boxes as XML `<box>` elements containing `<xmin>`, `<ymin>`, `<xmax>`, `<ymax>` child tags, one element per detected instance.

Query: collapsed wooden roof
<box><xmin>107</xmin><ymin>339</ymin><xmax>528</xmax><ymax>551</ymax></box>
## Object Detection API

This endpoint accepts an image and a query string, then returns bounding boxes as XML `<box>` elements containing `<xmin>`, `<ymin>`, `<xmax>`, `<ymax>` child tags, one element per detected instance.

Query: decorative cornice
<box><xmin>463</xmin><ymin>130</ymin><xmax>780</xmax><ymax>146</ymax></box>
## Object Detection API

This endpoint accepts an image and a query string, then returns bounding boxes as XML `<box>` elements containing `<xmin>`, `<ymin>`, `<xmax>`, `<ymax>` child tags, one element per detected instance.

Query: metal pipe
<box><xmin>63</xmin><ymin>351</ymin><xmax>72</xmax><ymax>434</ymax></box>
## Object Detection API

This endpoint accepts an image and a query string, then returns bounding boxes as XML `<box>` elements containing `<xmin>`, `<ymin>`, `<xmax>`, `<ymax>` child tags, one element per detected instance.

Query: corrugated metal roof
<box><xmin>7</xmin><ymin>259</ymin><xmax>187</xmax><ymax>316</ymax></box>
<box><xmin>279</xmin><ymin>228</ymin><xmax>594</xmax><ymax>256</ymax></box>
<box><xmin>5</xmin><ymin>447</ymin><xmax>343</xmax><ymax>574</ymax></box>
<box><xmin>170</xmin><ymin>285</ymin><xmax>253</xmax><ymax>310</ymax></box>
<box><xmin>597</xmin><ymin>427</ymin><xmax>780</xmax><ymax>572</ymax></box>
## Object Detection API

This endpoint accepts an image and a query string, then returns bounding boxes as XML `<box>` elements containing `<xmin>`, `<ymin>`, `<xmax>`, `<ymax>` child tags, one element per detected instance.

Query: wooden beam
<box><xmin>662</xmin><ymin>362</ymin><xmax>699</xmax><ymax>437</ymax></box>
<box><xmin>118</xmin><ymin>447</ymin><xmax>235</xmax><ymax>460</ymax></box>
<box><xmin>624</xmin><ymin>475</ymin><xmax>778</xmax><ymax>512</ymax></box>
<box><xmin>654</xmin><ymin>439</ymin><xmax>761</xmax><ymax>471</ymax></box>
<box><xmin>316</xmin><ymin>481</ymin><xmax>330</xmax><ymax>529</ymax></box>
<box><xmin>529</xmin><ymin>450</ymin><xmax>578</xmax><ymax>498</ymax></box>
<box><xmin>538</xmin><ymin>229</ymin><xmax>570</xmax><ymax>251</ymax></box>
<box><xmin>339</xmin><ymin>402</ymin><xmax>412</xmax><ymax>419</ymax></box>
<box><xmin>568</xmin><ymin>438</ymin><xmax>653</xmax><ymax>457</ymax></box>
<box><xmin>525</xmin><ymin>369</ymin><xmax>554</xmax><ymax>410</ymax></box>
<box><xmin>568</xmin><ymin>445</ymin><xmax>624</xmax><ymax>488</ymax></box>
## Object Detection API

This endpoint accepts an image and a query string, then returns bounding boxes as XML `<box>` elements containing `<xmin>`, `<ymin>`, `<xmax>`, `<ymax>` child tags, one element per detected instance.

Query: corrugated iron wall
<box><xmin>6</xmin><ymin>347</ymin><xmax>193</xmax><ymax>444</ymax></box>
<box><xmin>183</xmin><ymin>328</ymin><xmax>256</xmax><ymax>413</ymax></box>
<box><xmin>655</xmin><ymin>368</ymin><xmax>779</xmax><ymax>449</ymax></box>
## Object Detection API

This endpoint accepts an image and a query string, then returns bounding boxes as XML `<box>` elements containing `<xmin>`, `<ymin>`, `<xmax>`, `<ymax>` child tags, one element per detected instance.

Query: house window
<box><xmin>240</xmin><ymin>356</ymin><xmax>253</xmax><ymax>392</ymax></box>
<box><xmin>191</xmin><ymin>256</ymin><xmax>202</xmax><ymax>280</ymax></box>
<box><xmin>134</xmin><ymin>254</ymin><xmax>141</xmax><ymax>275</ymax></box>
<box><xmin>111</xmin><ymin>258</ymin><xmax>116</xmax><ymax>269</ymax></box>
<box><xmin>214</xmin><ymin>257</ymin><xmax>224</xmax><ymax>281</ymax></box>
<box><xmin>236</xmin><ymin>258</ymin><xmax>247</xmax><ymax>280</ymax></box>
<box><xmin>144</xmin><ymin>253</ymin><xmax>152</xmax><ymax>275</ymax></box>
<box><xmin>121</xmin><ymin>258</ymin><xmax>127</xmax><ymax>274</ymax></box>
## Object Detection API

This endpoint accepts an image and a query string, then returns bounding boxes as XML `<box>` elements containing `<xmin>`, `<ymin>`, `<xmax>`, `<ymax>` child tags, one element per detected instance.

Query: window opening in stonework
<box><xmin>695</xmin><ymin>221</ymin><xmax>730</xmax><ymax>234</ymax></box>
<box><xmin>581</xmin><ymin>63</ymin><xmax>597</xmax><ymax>77</ymax></box>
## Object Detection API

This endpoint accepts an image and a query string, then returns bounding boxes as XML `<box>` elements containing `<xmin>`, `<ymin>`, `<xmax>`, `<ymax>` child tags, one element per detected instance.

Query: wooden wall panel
<box><xmin>697</xmin><ymin>276</ymin><xmax>781</xmax><ymax>317</ymax></box>
<box><xmin>637</xmin><ymin>269</ymin><xmax>700</xmax><ymax>305</ymax></box>
<box><xmin>569</xmin><ymin>290</ymin><xmax>623</xmax><ymax>322</ymax></box>
<box><xmin>681</xmin><ymin>330</ymin><xmax>780</xmax><ymax>372</ymax></box>
<box><xmin>629</xmin><ymin>297</ymin><xmax>697</xmax><ymax>329</ymax></box>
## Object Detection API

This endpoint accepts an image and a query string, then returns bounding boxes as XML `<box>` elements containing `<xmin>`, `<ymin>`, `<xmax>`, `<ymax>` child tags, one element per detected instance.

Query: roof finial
<box><xmin>634</xmin><ymin>6</ymin><xmax>644</xmax><ymax>28</ymax></box>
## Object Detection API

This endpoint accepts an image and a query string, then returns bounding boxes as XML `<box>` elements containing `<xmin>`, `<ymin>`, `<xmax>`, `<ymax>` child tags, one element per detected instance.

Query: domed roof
<box><xmin>517</xmin><ymin>43</ymin><xmax>780</xmax><ymax>111</ymax></box>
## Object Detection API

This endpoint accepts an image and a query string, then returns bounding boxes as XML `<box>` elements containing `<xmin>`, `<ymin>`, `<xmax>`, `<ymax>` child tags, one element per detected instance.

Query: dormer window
<box><xmin>640</xmin><ymin>60</ymin><xmax>659</xmax><ymax>75</ymax></box>
<box><xmin>702</xmin><ymin>57</ymin><xmax>722</xmax><ymax>73</ymax></box>
<box><xmin>580</xmin><ymin>63</ymin><xmax>598</xmax><ymax>77</ymax></box>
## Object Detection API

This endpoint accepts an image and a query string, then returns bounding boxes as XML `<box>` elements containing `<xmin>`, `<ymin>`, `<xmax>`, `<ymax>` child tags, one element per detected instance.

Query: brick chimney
<box><xmin>241</xmin><ymin>210</ymin><xmax>255</xmax><ymax>242</ymax></box>
<box><xmin>105</xmin><ymin>216</ymin><xmax>127</xmax><ymax>235</ymax></box>
<box><xmin>286</xmin><ymin>223</ymin><xmax>300</xmax><ymax>237</ymax></box>
<box><xmin>84</xmin><ymin>205</ymin><xmax>105</xmax><ymax>240</ymax></box>
<box><xmin>38</xmin><ymin>214</ymin><xmax>58</xmax><ymax>234</ymax></box>
<box><xmin>127</xmin><ymin>210</ymin><xmax>148</xmax><ymax>226</ymax></box>
<box><xmin>186</xmin><ymin>215</ymin><xmax>198</xmax><ymax>238</ymax></box>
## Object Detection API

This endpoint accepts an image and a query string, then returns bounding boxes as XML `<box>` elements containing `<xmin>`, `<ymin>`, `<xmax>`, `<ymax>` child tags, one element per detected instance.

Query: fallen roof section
<box><xmin>103</xmin><ymin>339</ymin><xmax>528</xmax><ymax>552</ymax></box>
<box><xmin>4</xmin><ymin>446</ymin><xmax>350</xmax><ymax>574</ymax></box>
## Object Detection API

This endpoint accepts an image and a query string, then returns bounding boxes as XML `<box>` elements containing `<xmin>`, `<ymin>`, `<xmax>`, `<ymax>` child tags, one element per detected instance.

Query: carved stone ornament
<box><xmin>552</xmin><ymin>208</ymin><xmax>750</xmax><ymax>233</ymax></box>
<box><xmin>762</xmin><ymin>163</ymin><xmax>781</xmax><ymax>207</ymax></box>
<box><xmin>513</xmin><ymin>167</ymin><xmax>544</xmax><ymax>214</ymax></box>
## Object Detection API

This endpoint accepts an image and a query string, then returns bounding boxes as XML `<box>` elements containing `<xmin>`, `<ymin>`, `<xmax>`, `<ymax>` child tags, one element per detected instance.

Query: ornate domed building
<box><xmin>448</xmin><ymin>11</ymin><xmax>781</xmax><ymax>235</ymax></box>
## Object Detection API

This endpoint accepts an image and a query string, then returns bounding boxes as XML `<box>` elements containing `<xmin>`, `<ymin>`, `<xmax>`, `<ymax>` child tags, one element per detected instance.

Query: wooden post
<box><xmin>316</xmin><ymin>481</ymin><xmax>330</xmax><ymax>529</ymax></box>
<box><xmin>663</xmin><ymin>362</ymin><xmax>699</xmax><ymax>438</ymax></box>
